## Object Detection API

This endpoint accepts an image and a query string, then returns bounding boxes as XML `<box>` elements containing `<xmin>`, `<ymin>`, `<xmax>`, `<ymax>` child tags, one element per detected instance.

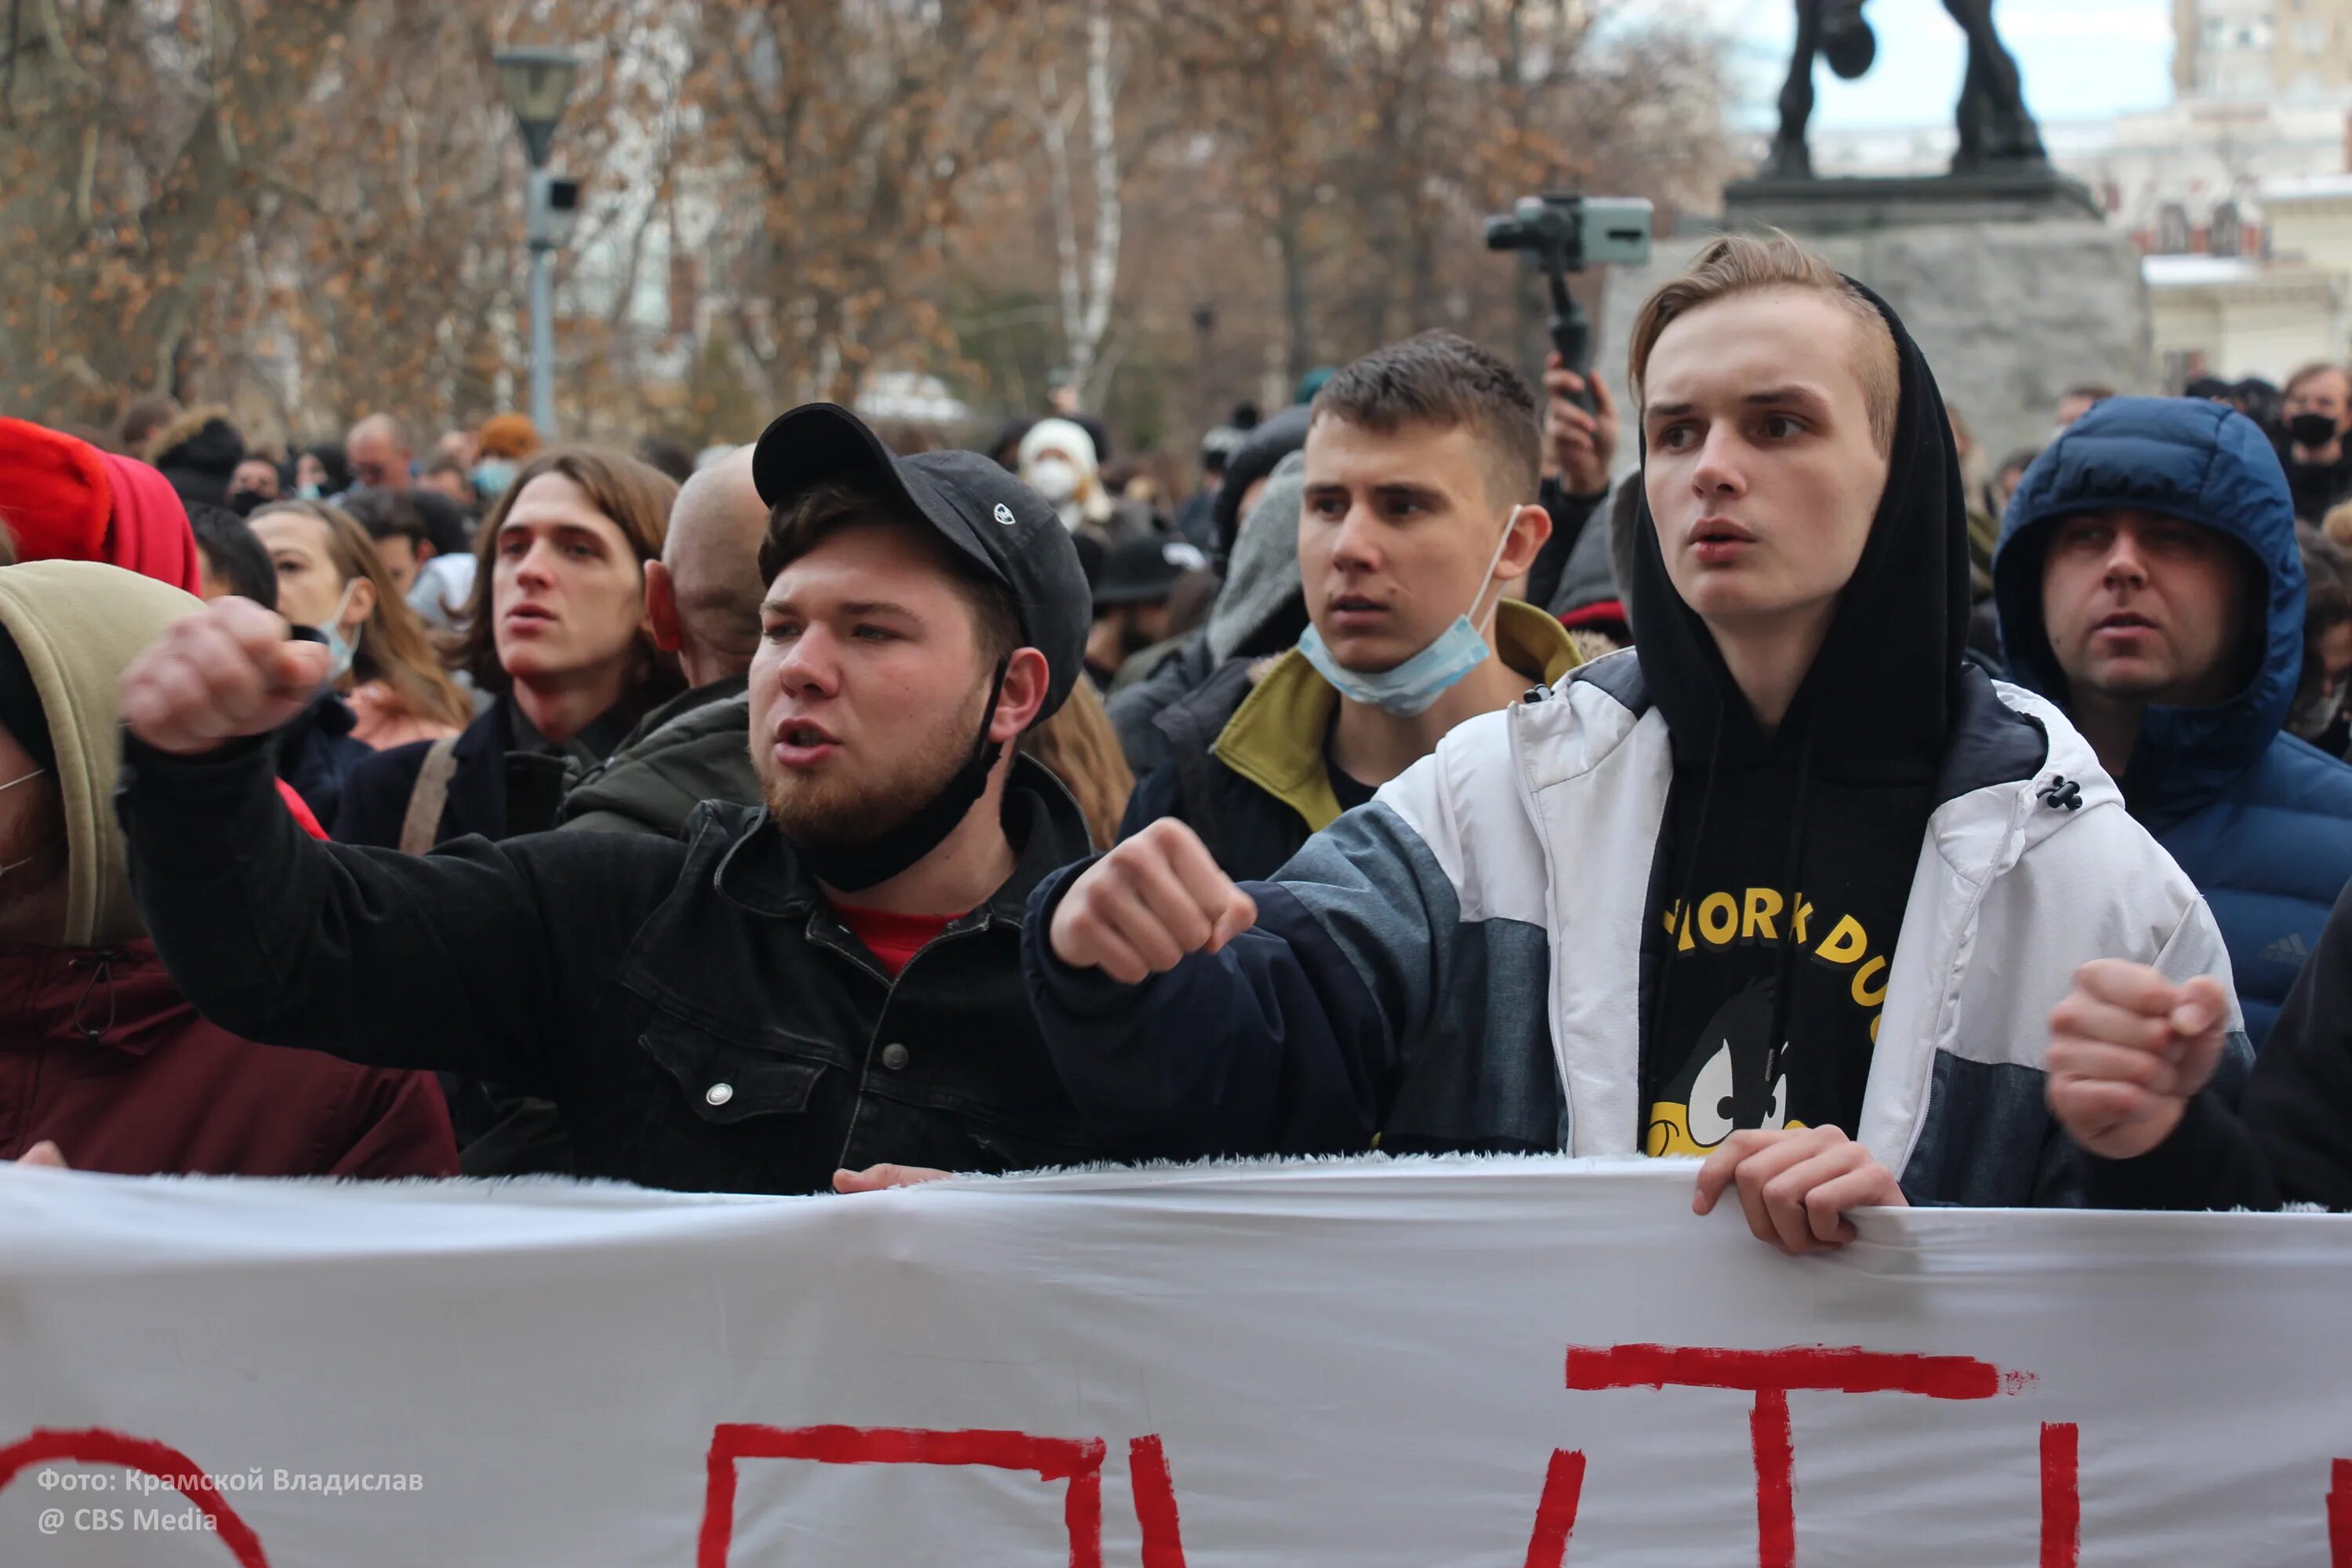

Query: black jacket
<box><xmin>332</xmin><ymin>693</ymin><xmax>633</xmax><ymax>1174</ymax></box>
<box><xmin>2279</xmin><ymin>442</ymin><xmax>2352</xmax><ymax>524</ymax></box>
<box><xmin>2088</xmin><ymin>876</ymin><xmax>2352</xmax><ymax>1213</ymax></box>
<box><xmin>1523</xmin><ymin>477</ymin><xmax>1608</xmax><ymax>613</ymax></box>
<box><xmin>1121</xmin><ymin>659</ymin><xmax>1301</xmax><ymax>882</ymax></box>
<box><xmin>274</xmin><ymin>689</ymin><xmax>372</xmax><ymax>830</ymax></box>
<box><xmin>334</xmin><ymin>699</ymin><xmax>510</xmax><ymax>847</ymax></box>
<box><xmin>118</xmin><ymin>736</ymin><xmax>1116</xmax><ymax>1194</ymax></box>
<box><xmin>1107</xmin><ymin>632</ymin><xmax>1223</xmax><ymax>778</ymax></box>
<box><xmin>332</xmin><ymin>697</ymin><xmax>611</xmax><ymax>848</ymax></box>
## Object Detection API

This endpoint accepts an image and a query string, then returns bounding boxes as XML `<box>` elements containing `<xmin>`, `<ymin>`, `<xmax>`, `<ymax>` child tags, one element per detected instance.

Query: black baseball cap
<box><xmin>750</xmin><ymin>403</ymin><xmax>1091</xmax><ymax>722</ymax></box>
<box><xmin>1094</xmin><ymin>536</ymin><xmax>1209</xmax><ymax>608</ymax></box>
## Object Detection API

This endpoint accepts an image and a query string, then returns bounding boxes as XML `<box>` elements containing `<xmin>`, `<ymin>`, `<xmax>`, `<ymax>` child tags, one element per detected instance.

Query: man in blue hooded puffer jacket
<box><xmin>1995</xmin><ymin>395</ymin><xmax>2352</xmax><ymax>1049</ymax></box>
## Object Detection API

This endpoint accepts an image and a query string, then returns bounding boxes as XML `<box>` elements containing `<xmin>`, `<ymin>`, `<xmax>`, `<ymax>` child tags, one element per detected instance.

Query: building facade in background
<box><xmin>2175</xmin><ymin>0</ymin><xmax>2352</xmax><ymax>100</ymax></box>
<box><xmin>1804</xmin><ymin>1</ymin><xmax>2352</xmax><ymax>389</ymax></box>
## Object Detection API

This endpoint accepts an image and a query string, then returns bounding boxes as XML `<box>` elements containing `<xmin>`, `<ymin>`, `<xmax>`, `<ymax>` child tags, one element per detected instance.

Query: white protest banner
<box><xmin>0</xmin><ymin>1158</ymin><xmax>2347</xmax><ymax>1566</ymax></box>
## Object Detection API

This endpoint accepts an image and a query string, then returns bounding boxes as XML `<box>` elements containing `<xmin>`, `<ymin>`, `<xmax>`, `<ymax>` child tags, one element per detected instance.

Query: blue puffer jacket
<box><xmin>1994</xmin><ymin>396</ymin><xmax>2352</xmax><ymax>1048</ymax></box>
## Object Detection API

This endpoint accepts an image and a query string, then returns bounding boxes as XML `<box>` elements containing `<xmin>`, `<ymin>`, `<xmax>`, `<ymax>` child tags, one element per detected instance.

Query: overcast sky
<box><xmin>1693</xmin><ymin>0</ymin><xmax>2178</xmax><ymax>129</ymax></box>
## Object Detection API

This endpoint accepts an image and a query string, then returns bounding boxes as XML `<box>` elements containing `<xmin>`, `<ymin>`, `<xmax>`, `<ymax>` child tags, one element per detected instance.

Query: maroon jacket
<box><xmin>0</xmin><ymin>940</ymin><xmax>457</xmax><ymax>1178</ymax></box>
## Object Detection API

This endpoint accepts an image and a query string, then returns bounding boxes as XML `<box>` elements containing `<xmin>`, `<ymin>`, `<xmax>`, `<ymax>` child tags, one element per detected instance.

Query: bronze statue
<box><xmin>1762</xmin><ymin>0</ymin><xmax>2048</xmax><ymax>180</ymax></box>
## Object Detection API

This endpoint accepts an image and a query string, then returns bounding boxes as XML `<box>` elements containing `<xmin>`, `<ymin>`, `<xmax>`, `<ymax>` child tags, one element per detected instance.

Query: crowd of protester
<box><xmin>2</xmin><ymin>230</ymin><xmax>2348</xmax><ymax>1251</ymax></box>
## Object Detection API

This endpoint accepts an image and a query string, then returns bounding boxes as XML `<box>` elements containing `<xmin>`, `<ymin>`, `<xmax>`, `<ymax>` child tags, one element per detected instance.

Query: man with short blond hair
<box><xmin>1628</xmin><ymin>235</ymin><xmax>1902</xmax><ymax>458</ymax></box>
<box><xmin>1024</xmin><ymin>234</ymin><xmax>2241</xmax><ymax>1253</ymax></box>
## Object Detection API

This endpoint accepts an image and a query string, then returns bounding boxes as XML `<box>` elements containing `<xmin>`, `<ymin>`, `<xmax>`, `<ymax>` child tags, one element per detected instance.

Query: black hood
<box><xmin>1628</xmin><ymin>280</ymin><xmax>1970</xmax><ymax>781</ymax></box>
<box><xmin>1628</xmin><ymin>281</ymin><xmax>1976</xmax><ymax>1156</ymax></box>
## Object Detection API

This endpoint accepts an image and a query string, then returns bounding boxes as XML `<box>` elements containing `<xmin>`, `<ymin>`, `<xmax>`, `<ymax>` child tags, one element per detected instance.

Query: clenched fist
<box><xmin>1048</xmin><ymin>818</ymin><xmax>1258</xmax><ymax>985</ymax></box>
<box><xmin>119</xmin><ymin>597</ymin><xmax>332</xmax><ymax>756</ymax></box>
<box><xmin>2045</xmin><ymin>961</ymin><xmax>2230</xmax><ymax>1160</ymax></box>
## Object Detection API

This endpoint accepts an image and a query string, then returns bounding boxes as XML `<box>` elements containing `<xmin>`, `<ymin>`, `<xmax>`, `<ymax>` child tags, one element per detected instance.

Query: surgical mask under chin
<box><xmin>315</xmin><ymin>578</ymin><xmax>364</xmax><ymax>684</ymax></box>
<box><xmin>1297</xmin><ymin>514</ymin><xmax>1515</xmax><ymax>718</ymax></box>
<box><xmin>0</xmin><ymin>767</ymin><xmax>46</xmax><ymax>878</ymax></box>
<box><xmin>1027</xmin><ymin>456</ymin><xmax>1081</xmax><ymax>505</ymax></box>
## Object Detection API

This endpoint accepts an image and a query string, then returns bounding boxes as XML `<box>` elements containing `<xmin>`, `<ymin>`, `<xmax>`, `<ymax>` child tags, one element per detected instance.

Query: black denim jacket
<box><xmin>118</xmin><ymin>734</ymin><xmax>1109</xmax><ymax>1193</ymax></box>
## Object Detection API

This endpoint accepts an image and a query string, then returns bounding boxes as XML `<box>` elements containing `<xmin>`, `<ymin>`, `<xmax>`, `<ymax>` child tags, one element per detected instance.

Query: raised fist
<box><xmin>1048</xmin><ymin>818</ymin><xmax>1258</xmax><ymax>985</ymax></box>
<box><xmin>119</xmin><ymin>597</ymin><xmax>332</xmax><ymax>757</ymax></box>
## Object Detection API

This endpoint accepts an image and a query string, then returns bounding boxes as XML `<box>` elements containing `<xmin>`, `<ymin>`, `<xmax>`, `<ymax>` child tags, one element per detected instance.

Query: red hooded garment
<box><xmin>0</xmin><ymin>418</ymin><xmax>201</xmax><ymax>591</ymax></box>
<box><xmin>0</xmin><ymin>418</ymin><xmax>323</xmax><ymax>836</ymax></box>
<box><xmin>93</xmin><ymin>451</ymin><xmax>204</xmax><ymax>594</ymax></box>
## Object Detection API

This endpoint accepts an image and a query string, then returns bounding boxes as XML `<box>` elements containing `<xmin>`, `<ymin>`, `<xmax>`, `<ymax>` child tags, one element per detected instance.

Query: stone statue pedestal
<box><xmin>1597</xmin><ymin>174</ymin><xmax>2151</xmax><ymax>467</ymax></box>
<box><xmin>1721</xmin><ymin>166</ymin><xmax>2104</xmax><ymax>234</ymax></box>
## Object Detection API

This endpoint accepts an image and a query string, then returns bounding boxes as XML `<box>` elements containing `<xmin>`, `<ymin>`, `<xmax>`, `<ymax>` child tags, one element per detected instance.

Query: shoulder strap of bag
<box><xmin>397</xmin><ymin>735</ymin><xmax>463</xmax><ymax>855</ymax></box>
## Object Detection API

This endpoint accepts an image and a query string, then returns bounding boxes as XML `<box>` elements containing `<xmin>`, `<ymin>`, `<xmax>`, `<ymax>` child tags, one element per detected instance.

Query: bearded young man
<box><xmin>114</xmin><ymin>405</ymin><xmax>1108</xmax><ymax>1196</ymax></box>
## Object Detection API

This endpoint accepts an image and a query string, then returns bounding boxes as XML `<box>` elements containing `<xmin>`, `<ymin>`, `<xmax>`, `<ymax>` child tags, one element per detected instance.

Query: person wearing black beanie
<box><xmin>1023</xmin><ymin>234</ymin><xmax>2243</xmax><ymax>1253</ymax></box>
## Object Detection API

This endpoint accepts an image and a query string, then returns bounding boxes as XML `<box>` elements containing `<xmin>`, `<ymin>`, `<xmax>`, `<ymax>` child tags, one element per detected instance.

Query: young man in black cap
<box><xmin>114</xmin><ymin>405</ymin><xmax>1108</xmax><ymax>1196</ymax></box>
<box><xmin>1024</xmin><ymin>235</ymin><xmax>2241</xmax><ymax>1251</ymax></box>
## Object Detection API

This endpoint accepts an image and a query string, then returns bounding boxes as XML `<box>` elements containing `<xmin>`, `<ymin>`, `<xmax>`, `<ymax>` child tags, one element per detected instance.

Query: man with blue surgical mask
<box><xmin>1115</xmin><ymin>332</ymin><xmax>1578</xmax><ymax>880</ymax></box>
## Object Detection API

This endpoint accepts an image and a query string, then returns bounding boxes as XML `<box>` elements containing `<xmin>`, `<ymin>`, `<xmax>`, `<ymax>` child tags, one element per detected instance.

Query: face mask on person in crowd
<box><xmin>2288</xmin><ymin>412</ymin><xmax>2340</xmax><ymax>452</ymax></box>
<box><xmin>316</xmin><ymin>578</ymin><xmax>364</xmax><ymax>684</ymax></box>
<box><xmin>296</xmin><ymin>481</ymin><xmax>323</xmax><ymax>501</ymax></box>
<box><xmin>1295</xmin><ymin>510</ymin><xmax>1517</xmax><ymax>718</ymax></box>
<box><xmin>227</xmin><ymin>488</ymin><xmax>269</xmax><ymax>517</ymax></box>
<box><xmin>473</xmin><ymin>458</ymin><xmax>517</xmax><ymax>499</ymax></box>
<box><xmin>1027</xmin><ymin>456</ymin><xmax>1081</xmax><ymax>504</ymax></box>
<box><xmin>0</xmin><ymin>768</ymin><xmax>46</xmax><ymax>878</ymax></box>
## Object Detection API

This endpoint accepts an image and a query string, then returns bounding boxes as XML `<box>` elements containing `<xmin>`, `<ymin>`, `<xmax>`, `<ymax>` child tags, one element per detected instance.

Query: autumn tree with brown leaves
<box><xmin>2</xmin><ymin>0</ymin><xmax>1734</xmax><ymax>453</ymax></box>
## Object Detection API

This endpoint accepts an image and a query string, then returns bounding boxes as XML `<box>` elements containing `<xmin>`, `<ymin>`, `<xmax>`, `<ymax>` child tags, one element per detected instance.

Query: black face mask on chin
<box><xmin>788</xmin><ymin>659</ymin><xmax>1013</xmax><ymax>894</ymax></box>
<box><xmin>2288</xmin><ymin>412</ymin><xmax>2341</xmax><ymax>452</ymax></box>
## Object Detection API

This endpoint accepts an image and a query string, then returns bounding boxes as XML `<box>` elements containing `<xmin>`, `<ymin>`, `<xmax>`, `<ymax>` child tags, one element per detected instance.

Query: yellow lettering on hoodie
<box><xmin>1697</xmin><ymin>893</ymin><xmax>1738</xmax><ymax>947</ymax></box>
<box><xmin>1814</xmin><ymin>913</ymin><xmax>1869</xmax><ymax>965</ymax></box>
<box><xmin>1741</xmin><ymin>887</ymin><xmax>1783</xmax><ymax>941</ymax></box>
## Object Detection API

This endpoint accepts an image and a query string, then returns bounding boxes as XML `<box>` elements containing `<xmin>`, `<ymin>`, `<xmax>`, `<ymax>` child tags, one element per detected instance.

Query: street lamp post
<box><xmin>494</xmin><ymin>47</ymin><xmax>580</xmax><ymax>437</ymax></box>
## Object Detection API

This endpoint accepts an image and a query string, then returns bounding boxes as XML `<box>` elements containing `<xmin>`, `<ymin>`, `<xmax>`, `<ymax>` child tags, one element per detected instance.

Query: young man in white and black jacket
<box><xmin>1024</xmin><ymin>234</ymin><xmax>2246</xmax><ymax>1253</ymax></box>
